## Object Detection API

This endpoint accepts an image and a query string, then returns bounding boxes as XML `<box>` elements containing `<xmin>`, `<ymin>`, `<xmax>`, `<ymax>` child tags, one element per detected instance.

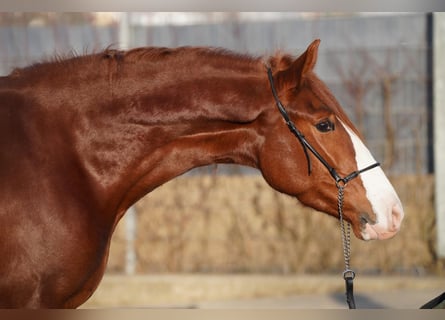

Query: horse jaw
<box><xmin>342</xmin><ymin>123</ymin><xmax>404</xmax><ymax>241</ymax></box>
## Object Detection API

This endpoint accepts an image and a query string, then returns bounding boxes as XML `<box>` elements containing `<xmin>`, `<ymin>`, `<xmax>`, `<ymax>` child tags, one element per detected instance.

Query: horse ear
<box><xmin>300</xmin><ymin>39</ymin><xmax>320</xmax><ymax>76</ymax></box>
<box><xmin>276</xmin><ymin>39</ymin><xmax>320</xmax><ymax>90</ymax></box>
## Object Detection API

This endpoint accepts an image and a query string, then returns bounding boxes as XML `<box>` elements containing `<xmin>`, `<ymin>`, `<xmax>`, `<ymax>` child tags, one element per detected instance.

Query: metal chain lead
<box><xmin>337</xmin><ymin>183</ymin><xmax>356</xmax><ymax>309</ymax></box>
<box><xmin>337</xmin><ymin>185</ymin><xmax>352</xmax><ymax>270</ymax></box>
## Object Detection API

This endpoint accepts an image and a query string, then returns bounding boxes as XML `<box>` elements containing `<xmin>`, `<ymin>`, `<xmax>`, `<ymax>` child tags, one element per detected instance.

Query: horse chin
<box><xmin>359</xmin><ymin>223</ymin><xmax>399</xmax><ymax>241</ymax></box>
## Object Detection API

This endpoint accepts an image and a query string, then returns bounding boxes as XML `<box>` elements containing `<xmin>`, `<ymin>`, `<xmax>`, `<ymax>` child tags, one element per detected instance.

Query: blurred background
<box><xmin>1</xmin><ymin>12</ymin><xmax>443</xmax><ymax>308</ymax></box>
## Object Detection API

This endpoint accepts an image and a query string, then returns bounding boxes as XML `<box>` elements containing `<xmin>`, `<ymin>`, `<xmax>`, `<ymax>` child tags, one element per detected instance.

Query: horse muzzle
<box><xmin>360</xmin><ymin>202</ymin><xmax>404</xmax><ymax>240</ymax></box>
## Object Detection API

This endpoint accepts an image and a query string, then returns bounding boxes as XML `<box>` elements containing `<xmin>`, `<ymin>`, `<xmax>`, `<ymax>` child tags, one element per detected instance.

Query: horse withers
<box><xmin>0</xmin><ymin>40</ymin><xmax>404</xmax><ymax>308</ymax></box>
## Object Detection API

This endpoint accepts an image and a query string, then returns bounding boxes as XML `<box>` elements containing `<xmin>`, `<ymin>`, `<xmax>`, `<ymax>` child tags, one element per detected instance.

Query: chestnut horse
<box><xmin>0</xmin><ymin>39</ymin><xmax>404</xmax><ymax>308</ymax></box>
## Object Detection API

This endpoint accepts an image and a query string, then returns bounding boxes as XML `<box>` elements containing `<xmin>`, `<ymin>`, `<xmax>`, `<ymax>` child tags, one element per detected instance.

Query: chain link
<box><xmin>337</xmin><ymin>184</ymin><xmax>356</xmax><ymax>309</ymax></box>
<box><xmin>337</xmin><ymin>185</ymin><xmax>353</xmax><ymax>274</ymax></box>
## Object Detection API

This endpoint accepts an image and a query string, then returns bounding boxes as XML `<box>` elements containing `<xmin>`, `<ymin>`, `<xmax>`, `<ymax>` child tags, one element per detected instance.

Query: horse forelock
<box><xmin>265</xmin><ymin>52</ymin><xmax>295</xmax><ymax>73</ymax></box>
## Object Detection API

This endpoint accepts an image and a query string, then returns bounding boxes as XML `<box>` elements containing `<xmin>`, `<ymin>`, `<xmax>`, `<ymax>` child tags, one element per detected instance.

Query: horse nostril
<box><xmin>359</xmin><ymin>213</ymin><xmax>374</xmax><ymax>226</ymax></box>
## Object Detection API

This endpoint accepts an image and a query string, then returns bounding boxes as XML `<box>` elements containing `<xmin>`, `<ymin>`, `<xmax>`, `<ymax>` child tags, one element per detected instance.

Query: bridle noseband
<box><xmin>266</xmin><ymin>67</ymin><xmax>380</xmax><ymax>309</ymax></box>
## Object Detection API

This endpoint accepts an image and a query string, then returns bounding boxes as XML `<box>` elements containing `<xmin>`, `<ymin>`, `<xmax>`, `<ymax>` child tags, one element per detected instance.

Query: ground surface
<box><xmin>82</xmin><ymin>274</ymin><xmax>445</xmax><ymax>309</ymax></box>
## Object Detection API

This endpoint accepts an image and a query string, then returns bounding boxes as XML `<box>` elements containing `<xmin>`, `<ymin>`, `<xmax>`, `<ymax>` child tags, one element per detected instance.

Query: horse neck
<box><xmin>75</xmin><ymin>53</ymin><xmax>270</xmax><ymax>215</ymax></box>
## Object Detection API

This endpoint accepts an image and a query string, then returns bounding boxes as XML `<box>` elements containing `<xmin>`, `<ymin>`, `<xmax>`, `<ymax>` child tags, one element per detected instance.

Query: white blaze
<box><xmin>342</xmin><ymin>122</ymin><xmax>404</xmax><ymax>240</ymax></box>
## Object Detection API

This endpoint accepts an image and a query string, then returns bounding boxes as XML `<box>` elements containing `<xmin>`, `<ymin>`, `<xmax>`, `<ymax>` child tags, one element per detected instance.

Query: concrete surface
<box><xmin>198</xmin><ymin>289</ymin><xmax>445</xmax><ymax>309</ymax></box>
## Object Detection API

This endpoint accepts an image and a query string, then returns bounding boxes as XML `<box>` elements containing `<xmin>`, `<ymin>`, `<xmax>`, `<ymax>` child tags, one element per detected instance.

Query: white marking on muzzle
<box><xmin>342</xmin><ymin>123</ymin><xmax>404</xmax><ymax>240</ymax></box>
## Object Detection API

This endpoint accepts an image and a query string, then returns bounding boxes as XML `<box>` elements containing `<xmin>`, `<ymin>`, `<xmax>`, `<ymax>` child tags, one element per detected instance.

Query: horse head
<box><xmin>259</xmin><ymin>40</ymin><xmax>404</xmax><ymax>240</ymax></box>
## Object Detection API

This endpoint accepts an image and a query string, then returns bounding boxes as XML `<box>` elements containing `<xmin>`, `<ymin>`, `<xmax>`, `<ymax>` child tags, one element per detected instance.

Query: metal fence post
<box><xmin>118</xmin><ymin>12</ymin><xmax>138</xmax><ymax>274</ymax></box>
<box><xmin>434</xmin><ymin>12</ymin><xmax>445</xmax><ymax>258</ymax></box>
<box><xmin>125</xmin><ymin>206</ymin><xmax>137</xmax><ymax>275</ymax></box>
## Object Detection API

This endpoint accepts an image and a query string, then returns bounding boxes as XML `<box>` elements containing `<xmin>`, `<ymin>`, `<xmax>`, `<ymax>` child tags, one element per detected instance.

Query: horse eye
<box><xmin>315</xmin><ymin>120</ymin><xmax>335</xmax><ymax>132</ymax></box>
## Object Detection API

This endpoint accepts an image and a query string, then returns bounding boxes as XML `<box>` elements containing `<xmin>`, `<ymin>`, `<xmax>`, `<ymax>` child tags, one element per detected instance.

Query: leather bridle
<box><xmin>266</xmin><ymin>67</ymin><xmax>380</xmax><ymax>309</ymax></box>
<box><xmin>266</xmin><ymin>67</ymin><xmax>380</xmax><ymax>186</ymax></box>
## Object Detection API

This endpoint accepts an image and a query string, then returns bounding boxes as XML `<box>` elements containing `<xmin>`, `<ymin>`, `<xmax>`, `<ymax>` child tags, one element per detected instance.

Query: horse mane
<box><xmin>8</xmin><ymin>46</ymin><xmax>264</xmax><ymax>79</ymax></box>
<box><xmin>9</xmin><ymin>50</ymin><xmax>99</xmax><ymax>78</ymax></box>
<box><xmin>8</xmin><ymin>44</ymin><xmax>125</xmax><ymax>78</ymax></box>
<box><xmin>121</xmin><ymin>46</ymin><xmax>264</xmax><ymax>75</ymax></box>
